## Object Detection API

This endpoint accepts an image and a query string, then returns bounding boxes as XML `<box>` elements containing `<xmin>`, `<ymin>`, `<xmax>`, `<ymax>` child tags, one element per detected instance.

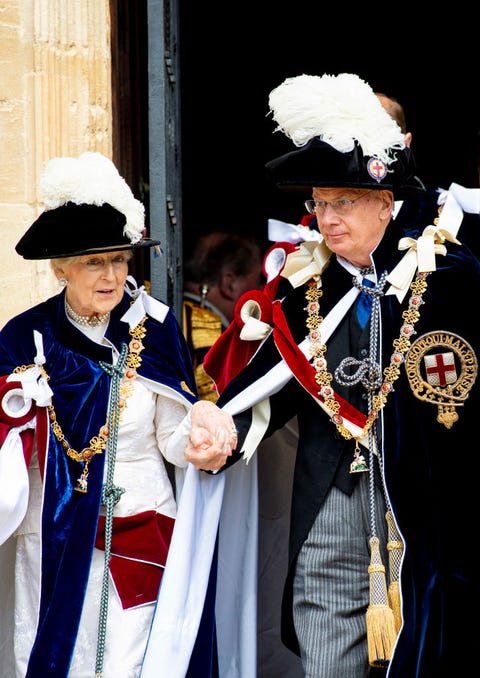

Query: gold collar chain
<box><xmin>306</xmin><ymin>271</ymin><xmax>429</xmax><ymax>445</ymax></box>
<box><xmin>15</xmin><ymin>316</ymin><xmax>148</xmax><ymax>492</ymax></box>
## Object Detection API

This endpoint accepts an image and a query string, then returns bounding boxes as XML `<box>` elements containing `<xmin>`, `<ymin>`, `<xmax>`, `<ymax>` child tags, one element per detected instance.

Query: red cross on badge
<box><xmin>405</xmin><ymin>331</ymin><xmax>477</xmax><ymax>429</ymax></box>
<box><xmin>367</xmin><ymin>157</ymin><xmax>387</xmax><ymax>182</ymax></box>
<box><xmin>424</xmin><ymin>352</ymin><xmax>457</xmax><ymax>386</ymax></box>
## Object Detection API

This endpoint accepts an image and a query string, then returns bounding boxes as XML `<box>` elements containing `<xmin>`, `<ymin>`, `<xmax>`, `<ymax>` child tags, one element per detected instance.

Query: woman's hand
<box><xmin>185</xmin><ymin>400</ymin><xmax>238</xmax><ymax>471</ymax></box>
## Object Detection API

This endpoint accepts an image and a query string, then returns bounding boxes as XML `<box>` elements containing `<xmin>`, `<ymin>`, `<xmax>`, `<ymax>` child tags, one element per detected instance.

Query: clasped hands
<box><xmin>185</xmin><ymin>400</ymin><xmax>238</xmax><ymax>472</ymax></box>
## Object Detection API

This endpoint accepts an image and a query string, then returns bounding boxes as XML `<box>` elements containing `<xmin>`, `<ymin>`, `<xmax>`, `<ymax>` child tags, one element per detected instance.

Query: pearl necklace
<box><xmin>65</xmin><ymin>301</ymin><xmax>110</xmax><ymax>327</ymax></box>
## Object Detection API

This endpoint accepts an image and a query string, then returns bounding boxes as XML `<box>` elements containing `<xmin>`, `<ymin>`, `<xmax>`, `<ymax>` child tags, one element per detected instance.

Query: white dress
<box><xmin>8</xmin><ymin>326</ymin><xmax>192</xmax><ymax>678</ymax></box>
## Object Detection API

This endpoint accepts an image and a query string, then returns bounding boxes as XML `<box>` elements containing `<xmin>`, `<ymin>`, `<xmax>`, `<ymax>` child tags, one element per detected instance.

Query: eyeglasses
<box><xmin>79</xmin><ymin>253</ymin><xmax>131</xmax><ymax>272</ymax></box>
<box><xmin>305</xmin><ymin>190</ymin><xmax>374</xmax><ymax>216</ymax></box>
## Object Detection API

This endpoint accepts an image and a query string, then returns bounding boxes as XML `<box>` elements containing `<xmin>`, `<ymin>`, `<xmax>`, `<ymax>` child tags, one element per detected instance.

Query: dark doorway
<box><xmin>179</xmin><ymin>3</ymin><xmax>479</xmax><ymax>255</ymax></box>
<box><xmin>110</xmin><ymin>0</ymin><xmax>150</xmax><ymax>285</ymax></box>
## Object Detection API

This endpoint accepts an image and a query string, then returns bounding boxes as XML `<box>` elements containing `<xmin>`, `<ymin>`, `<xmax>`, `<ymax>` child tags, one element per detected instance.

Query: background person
<box><xmin>0</xmin><ymin>152</ymin><xmax>235</xmax><ymax>678</ymax></box>
<box><xmin>183</xmin><ymin>230</ymin><xmax>265</xmax><ymax>401</ymax></box>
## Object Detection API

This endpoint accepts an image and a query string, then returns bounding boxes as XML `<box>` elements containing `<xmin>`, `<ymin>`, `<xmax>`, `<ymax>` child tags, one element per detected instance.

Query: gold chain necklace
<box><xmin>15</xmin><ymin>317</ymin><xmax>148</xmax><ymax>492</ymax></box>
<box><xmin>306</xmin><ymin>271</ymin><xmax>429</xmax><ymax>458</ymax></box>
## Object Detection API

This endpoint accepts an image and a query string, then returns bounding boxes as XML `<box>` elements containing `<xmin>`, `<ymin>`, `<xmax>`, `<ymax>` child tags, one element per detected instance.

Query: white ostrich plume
<box><xmin>39</xmin><ymin>152</ymin><xmax>145</xmax><ymax>243</ymax></box>
<box><xmin>268</xmin><ymin>73</ymin><xmax>406</xmax><ymax>165</ymax></box>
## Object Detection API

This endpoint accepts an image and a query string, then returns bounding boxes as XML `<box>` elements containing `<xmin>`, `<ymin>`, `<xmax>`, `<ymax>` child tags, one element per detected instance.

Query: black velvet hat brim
<box><xmin>265</xmin><ymin>138</ymin><xmax>426</xmax><ymax>199</ymax></box>
<box><xmin>15</xmin><ymin>202</ymin><xmax>161</xmax><ymax>260</ymax></box>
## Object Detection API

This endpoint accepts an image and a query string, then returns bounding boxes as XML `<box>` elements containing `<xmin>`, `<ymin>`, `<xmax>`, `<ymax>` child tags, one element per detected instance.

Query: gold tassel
<box><xmin>366</xmin><ymin>536</ymin><xmax>398</xmax><ymax>667</ymax></box>
<box><xmin>386</xmin><ymin>510</ymin><xmax>404</xmax><ymax>634</ymax></box>
<box><xmin>387</xmin><ymin>581</ymin><xmax>401</xmax><ymax>634</ymax></box>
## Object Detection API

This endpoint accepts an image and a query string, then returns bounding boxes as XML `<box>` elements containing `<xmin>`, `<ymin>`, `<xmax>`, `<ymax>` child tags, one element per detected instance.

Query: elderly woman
<box><xmin>0</xmin><ymin>152</ymin><xmax>234</xmax><ymax>678</ymax></box>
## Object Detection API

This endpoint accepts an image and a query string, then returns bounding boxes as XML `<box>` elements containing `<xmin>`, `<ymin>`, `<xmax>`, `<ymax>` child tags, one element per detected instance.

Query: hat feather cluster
<box><xmin>39</xmin><ymin>151</ymin><xmax>145</xmax><ymax>243</ymax></box>
<box><xmin>268</xmin><ymin>73</ymin><xmax>405</xmax><ymax>166</ymax></box>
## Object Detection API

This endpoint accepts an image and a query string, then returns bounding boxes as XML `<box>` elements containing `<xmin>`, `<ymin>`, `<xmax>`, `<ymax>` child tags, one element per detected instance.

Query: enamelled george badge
<box><xmin>405</xmin><ymin>331</ymin><xmax>477</xmax><ymax>429</ymax></box>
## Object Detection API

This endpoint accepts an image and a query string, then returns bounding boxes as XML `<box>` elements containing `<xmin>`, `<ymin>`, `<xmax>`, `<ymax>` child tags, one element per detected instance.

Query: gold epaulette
<box><xmin>183</xmin><ymin>301</ymin><xmax>223</xmax><ymax>350</ymax></box>
<box><xmin>183</xmin><ymin>300</ymin><xmax>223</xmax><ymax>402</ymax></box>
<box><xmin>195</xmin><ymin>363</ymin><xmax>219</xmax><ymax>403</ymax></box>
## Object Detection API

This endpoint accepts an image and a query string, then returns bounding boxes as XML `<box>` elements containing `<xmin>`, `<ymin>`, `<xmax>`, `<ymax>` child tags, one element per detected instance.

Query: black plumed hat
<box><xmin>266</xmin><ymin>73</ymin><xmax>425</xmax><ymax>198</ymax></box>
<box><xmin>16</xmin><ymin>152</ymin><xmax>161</xmax><ymax>260</ymax></box>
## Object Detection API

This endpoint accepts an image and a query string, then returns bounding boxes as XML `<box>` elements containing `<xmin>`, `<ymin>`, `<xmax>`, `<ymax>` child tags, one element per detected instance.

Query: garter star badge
<box><xmin>405</xmin><ymin>331</ymin><xmax>477</xmax><ymax>428</ymax></box>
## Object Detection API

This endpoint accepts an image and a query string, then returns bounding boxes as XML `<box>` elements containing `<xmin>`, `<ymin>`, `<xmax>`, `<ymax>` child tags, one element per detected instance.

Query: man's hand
<box><xmin>185</xmin><ymin>400</ymin><xmax>238</xmax><ymax>471</ymax></box>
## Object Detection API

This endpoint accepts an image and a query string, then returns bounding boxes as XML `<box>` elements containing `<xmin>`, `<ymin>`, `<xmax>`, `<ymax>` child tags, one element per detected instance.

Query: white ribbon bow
<box><xmin>281</xmin><ymin>241</ymin><xmax>332</xmax><ymax>288</ymax></box>
<box><xmin>386</xmin><ymin>183</ymin><xmax>479</xmax><ymax>302</ymax></box>
<box><xmin>122</xmin><ymin>275</ymin><xmax>169</xmax><ymax>328</ymax></box>
<box><xmin>7</xmin><ymin>330</ymin><xmax>54</xmax><ymax>406</ymax></box>
<box><xmin>238</xmin><ymin>299</ymin><xmax>273</xmax><ymax>342</ymax></box>
<box><xmin>385</xmin><ymin>225</ymin><xmax>449</xmax><ymax>301</ymax></box>
<box><xmin>437</xmin><ymin>182</ymin><xmax>480</xmax><ymax>234</ymax></box>
<box><xmin>268</xmin><ymin>218</ymin><xmax>323</xmax><ymax>244</ymax></box>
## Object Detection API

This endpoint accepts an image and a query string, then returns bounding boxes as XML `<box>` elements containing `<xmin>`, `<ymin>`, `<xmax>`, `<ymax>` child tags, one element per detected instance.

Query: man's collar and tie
<box><xmin>354</xmin><ymin>270</ymin><xmax>376</xmax><ymax>329</ymax></box>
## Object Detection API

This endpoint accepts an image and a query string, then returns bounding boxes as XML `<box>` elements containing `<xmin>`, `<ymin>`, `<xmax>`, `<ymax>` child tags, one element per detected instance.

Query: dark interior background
<box><xmin>179</xmin><ymin>3</ymin><xmax>479</xmax><ymax>256</ymax></box>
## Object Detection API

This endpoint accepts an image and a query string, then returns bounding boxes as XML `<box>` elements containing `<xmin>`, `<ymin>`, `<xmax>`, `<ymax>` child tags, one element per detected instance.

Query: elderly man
<box><xmin>196</xmin><ymin>73</ymin><xmax>479</xmax><ymax>677</ymax></box>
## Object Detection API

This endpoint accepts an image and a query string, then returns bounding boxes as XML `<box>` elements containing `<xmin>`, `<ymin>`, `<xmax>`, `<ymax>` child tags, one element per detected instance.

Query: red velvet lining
<box><xmin>272</xmin><ymin>300</ymin><xmax>366</xmax><ymax>429</ymax></box>
<box><xmin>95</xmin><ymin>509</ymin><xmax>175</xmax><ymax>609</ymax></box>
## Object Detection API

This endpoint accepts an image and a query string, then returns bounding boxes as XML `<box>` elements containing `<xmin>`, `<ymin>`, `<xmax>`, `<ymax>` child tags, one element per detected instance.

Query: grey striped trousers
<box><xmin>293</xmin><ymin>476</ymin><xmax>388</xmax><ymax>678</ymax></box>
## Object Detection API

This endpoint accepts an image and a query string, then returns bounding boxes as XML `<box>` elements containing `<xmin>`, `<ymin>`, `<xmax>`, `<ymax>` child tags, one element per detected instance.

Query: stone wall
<box><xmin>0</xmin><ymin>0</ymin><xmax>112</xmax><ymax>327</ymax></box>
